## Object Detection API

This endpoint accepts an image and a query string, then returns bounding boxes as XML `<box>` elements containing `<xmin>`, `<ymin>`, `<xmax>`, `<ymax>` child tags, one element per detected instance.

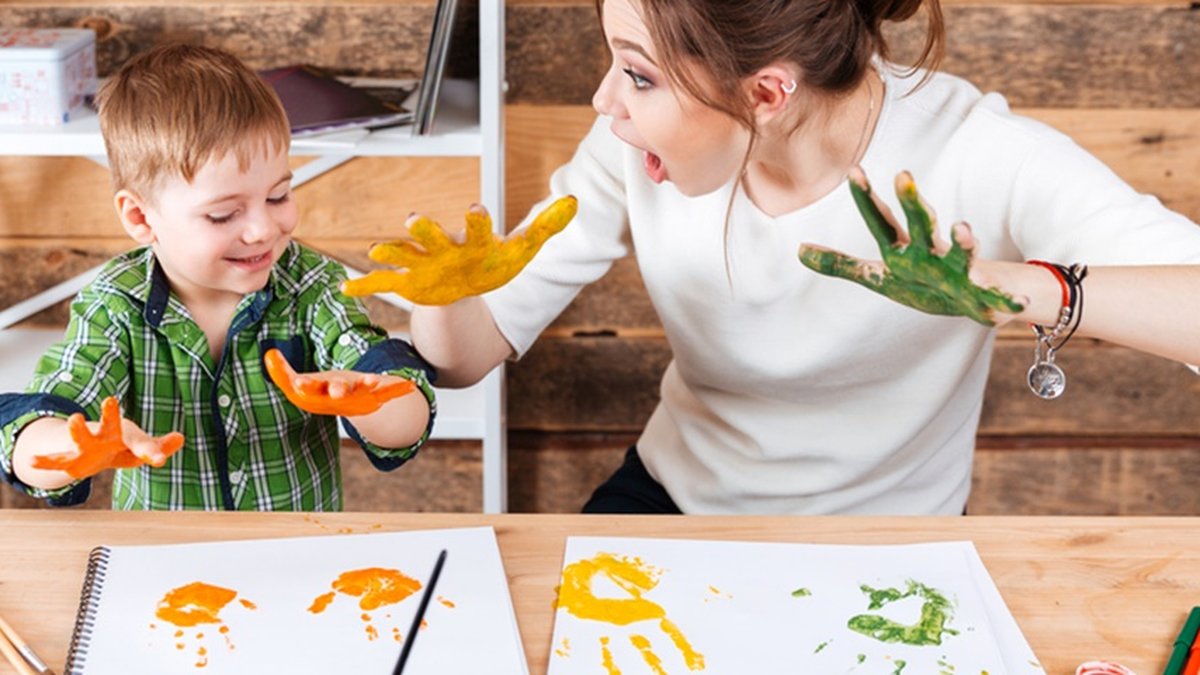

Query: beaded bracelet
<box><xmin>1025</xmin><ymin>260</ymin><xmax>1088</xmax><ymax>399</ymax></box>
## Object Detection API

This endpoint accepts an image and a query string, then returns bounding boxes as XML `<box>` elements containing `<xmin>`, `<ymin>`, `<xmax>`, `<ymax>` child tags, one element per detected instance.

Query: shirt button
<box><xmin>229</xmin><ymin>470</ymin><xmax>244</xmax><ymax>483</ymax></box>
<box><xmin>57</xmin><ymin>372</ymin><xmax>73</xmax><ymax>383</ymax></box>
<box><xmin>217</xmin><ymin>394</ymin><xmax>232</xmax><ymax>408</ymax></box>
<box><xmin>338</xmin><ymin>334</ymin><xmax>352</xmax><ymax>346</ymax></box>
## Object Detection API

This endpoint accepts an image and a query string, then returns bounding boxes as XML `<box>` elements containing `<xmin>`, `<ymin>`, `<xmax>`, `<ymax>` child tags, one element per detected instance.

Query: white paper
<box><xmin>75</xmin><ymin>526</ymin><xmax>527</xmax><ymax>675</ymax></box>
<box><xmin>549</xmin><ymin>537</ymin><xmax>1045</xmax><ymax>675</ymax></box>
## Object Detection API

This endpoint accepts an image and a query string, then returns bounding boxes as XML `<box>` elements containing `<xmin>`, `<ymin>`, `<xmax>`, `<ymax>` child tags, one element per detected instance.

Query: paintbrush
<box><xmin>392</xmin><ymin>549</ymin><xmax>448</xmax><ymax>675</ymax></box>
<box><xmin>0</xmin><ymin>616</ymin><xmax>42</xmax><ymax>675</ymax></box>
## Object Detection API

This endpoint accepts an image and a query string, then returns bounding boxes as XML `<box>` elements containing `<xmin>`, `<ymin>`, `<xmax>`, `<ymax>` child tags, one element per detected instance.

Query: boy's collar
<box><xmin>130</xmin><ymin>244</ymin><xmax>301</xmax><ymax>328</ymax></box>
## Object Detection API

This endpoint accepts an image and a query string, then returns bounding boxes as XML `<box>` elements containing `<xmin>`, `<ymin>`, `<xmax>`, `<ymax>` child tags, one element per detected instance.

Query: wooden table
<box><xmin>0</xmin><ymin>512</ymin><xmax>1197</xmax><ymax>674</ymax></box>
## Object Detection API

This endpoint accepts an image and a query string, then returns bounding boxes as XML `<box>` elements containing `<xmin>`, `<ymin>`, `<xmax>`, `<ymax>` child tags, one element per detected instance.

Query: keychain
<box><xmin>1027</xmin><ymin>332</ymin><xmax>1067</xmax><ymax>399</ymax></box>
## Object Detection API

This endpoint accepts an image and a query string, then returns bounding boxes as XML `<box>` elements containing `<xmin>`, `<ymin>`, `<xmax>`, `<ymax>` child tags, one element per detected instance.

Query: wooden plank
<box><xmin>0</xmin><ymin>439</ymin><xmax>483</xmax><ymax>511</ymax></box>
<box><xmin>505</xmin><ymin>431</ymin><xmax>1200</xmax><ymax>515</ymax></box>
<box><xmin>5</xmin><ymin>433</ymin><xmax>1199</xmax><ymax>516</ymax></box>
<box><xmin>505</xmin><ymin>4</ymin><xmax>1200</xmax><ymax>107</ymax></box>
<box><xmin>969</xmin><ymin>443</ymin><xmax>1200</xmax><ymax>514</ymax></box>
<box><xmin>0</xmin><ymin>3</ymin><xmax>1196</xmax><ymax>105</ymax></box>
<box><xmin>0</xmin><ymin>5</ymin><xmax>440</xmax><ymax>79</ymax></box>
<box><xmin>0</xmin><ymin>237</ymin><xmax>125</xmax><ymax>327</ymax></box>
<box><xmin>507</xmin><ymin>334</ymin><xmax>1200</xmax><ymax>435</ymax></box>
<box><xmin>985</xmin><ymin>338</ymin><xmax>1200</xmax><ymax>435</ymax></box>
<box><xmin>887</xmin><ymin>6</ymin><xmax>1200</xmax><ymax>109</ymax></box>
<box><xmin>0</xmin><ymin>156</ymin><xmax>479</xmax><ymax>239</ymax></box>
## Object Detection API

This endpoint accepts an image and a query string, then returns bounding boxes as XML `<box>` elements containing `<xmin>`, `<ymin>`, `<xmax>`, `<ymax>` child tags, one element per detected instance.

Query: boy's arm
<box><xmin>0</xmin><ymin>289</ymin><xmax>132</xmax><ymax>504</ymax></box>
<box><xmin>0</xmin><ymin>395</ymin><xmax>90</xmax><ymax>502</ymax></box>
<box><xmin>339</xmin><ymin>340</ymin><xmax>434</xmax><ymax>451</ymax></box>
<box><xmin>12</xmin><ymin>416</ymin><xmax>82</xmax><ymax>490</ymax></box>
<box><xmin>309</xmin><ymin>261</ymin><xmax>436</xmax><ymax>470</ymax></box>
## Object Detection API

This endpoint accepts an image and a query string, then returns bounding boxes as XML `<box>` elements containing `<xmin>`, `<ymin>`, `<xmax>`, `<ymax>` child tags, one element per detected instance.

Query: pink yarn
<box><xmin>1076</xmin><ymin>661</ymin><xmax>1136</xmax><ymax>675</ymax></box>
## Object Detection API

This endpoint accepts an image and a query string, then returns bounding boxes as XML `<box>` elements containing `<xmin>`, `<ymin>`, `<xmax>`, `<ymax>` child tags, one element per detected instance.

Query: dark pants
<box><xmin>582</xmin><ymin>446</ymin><xmax>682</xmax><ymax>514</ymax></box>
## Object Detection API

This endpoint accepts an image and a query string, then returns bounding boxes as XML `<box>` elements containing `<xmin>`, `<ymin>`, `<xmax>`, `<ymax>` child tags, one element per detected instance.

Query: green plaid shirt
<box><xmin>0</xmin><ymin>243</ymin><xmax>435</xmax><ymax>511</ymax></box>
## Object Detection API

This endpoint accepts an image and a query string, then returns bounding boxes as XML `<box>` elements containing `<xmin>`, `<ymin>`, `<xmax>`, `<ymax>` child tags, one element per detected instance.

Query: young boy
<box><xmin>0</xmin><ymin>44</ymin><xmax>435</xmax><ymax>510</ymax></box>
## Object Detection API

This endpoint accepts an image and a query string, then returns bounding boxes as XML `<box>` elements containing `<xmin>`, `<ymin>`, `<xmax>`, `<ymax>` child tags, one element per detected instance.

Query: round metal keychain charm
<box><xmin>1027</xmin><ymin>360</ymin><xmax>1066</xmax><ymax>399</ymax></box>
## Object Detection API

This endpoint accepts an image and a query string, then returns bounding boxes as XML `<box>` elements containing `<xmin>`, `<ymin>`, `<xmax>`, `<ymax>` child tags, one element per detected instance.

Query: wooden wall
<box><xmin>1</xmin><ymin>0</ymin><xmax>1199</xmax><ymax>514</ymax></box>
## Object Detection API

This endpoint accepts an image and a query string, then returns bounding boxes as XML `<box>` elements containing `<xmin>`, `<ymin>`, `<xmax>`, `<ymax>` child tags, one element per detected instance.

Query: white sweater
<box><xmin>484</xmin><ymin>65</ymin><xmax>1200</xmax><ymax>515</ymax></box>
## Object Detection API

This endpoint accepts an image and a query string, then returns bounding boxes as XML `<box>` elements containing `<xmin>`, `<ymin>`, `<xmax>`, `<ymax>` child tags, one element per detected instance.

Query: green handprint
<box><xmin>798</xmin><ymin>169</ymin><xmax>1022</xmax><ymax>326</ymax></box>
<box><xmin>847</xmin><ymin>580</ymin><xmax>958</xmax><ymax>646</ymax></box>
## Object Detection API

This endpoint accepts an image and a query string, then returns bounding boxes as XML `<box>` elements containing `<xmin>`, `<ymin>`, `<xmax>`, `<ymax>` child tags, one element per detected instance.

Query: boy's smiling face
<box><xmin>118</xmin><ymin>138</ymin><xmax>297</xmax><ymax>307</ymax></box>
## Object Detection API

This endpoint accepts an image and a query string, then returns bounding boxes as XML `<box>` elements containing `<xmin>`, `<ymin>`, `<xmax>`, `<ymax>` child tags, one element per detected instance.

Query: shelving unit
<box><xmin>0</xmin><ymin>1</ymin><xmax>510</xmax><ymax>512</ymax></box>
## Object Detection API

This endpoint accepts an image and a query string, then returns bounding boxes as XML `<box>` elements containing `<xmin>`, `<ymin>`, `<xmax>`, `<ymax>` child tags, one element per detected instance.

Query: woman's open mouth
<box><xmin>643</xmin><ymin>150</ymin><xmax>667</xmax><ymax>184</ymax></box>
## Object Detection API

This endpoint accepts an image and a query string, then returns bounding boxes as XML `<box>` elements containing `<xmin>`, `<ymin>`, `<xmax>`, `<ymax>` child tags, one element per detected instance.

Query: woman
<box><xmin>409</xmin><ymin>0</ymin><xmax>1200</xmax><ymax>515</ymax></box>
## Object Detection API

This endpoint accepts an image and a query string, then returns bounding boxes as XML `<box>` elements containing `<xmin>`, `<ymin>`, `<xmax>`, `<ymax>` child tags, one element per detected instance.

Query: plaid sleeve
<box><xmin>306</xmin><ymin>259</ymin><xmax>437</xmax><ymax>469</ymax></box>
<box><xmin>0</xmin><ymin>285</ymin><xmax>132</xmax><ymax>504</ymax></box>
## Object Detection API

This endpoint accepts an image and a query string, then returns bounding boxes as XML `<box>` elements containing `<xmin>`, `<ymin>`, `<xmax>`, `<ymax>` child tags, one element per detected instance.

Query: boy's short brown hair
<box><xmin>95</xmin><ymin>44</ymin><xmax>290</xmax><ymax>199</ymax></box>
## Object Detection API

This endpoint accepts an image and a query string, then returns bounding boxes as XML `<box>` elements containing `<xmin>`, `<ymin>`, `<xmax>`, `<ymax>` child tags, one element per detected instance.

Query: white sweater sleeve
<box><xmin>483</xmin><ymin>116</ymin><xmax>633</xmax><ymax>358</ymax></box>
<box><xmin>1003</xmin><ymin>115</ymin><xmax>1200</xmax><ymax>266</ymax></box>
<box><xmin>999</xmin><ymin>112</ymin><xmax>1200</xmax><ymax>373</ymax></box>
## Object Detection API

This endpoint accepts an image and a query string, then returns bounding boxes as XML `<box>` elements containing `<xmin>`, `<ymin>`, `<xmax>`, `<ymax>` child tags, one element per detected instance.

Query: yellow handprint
<box><xmin>556</xmin><ymin>552</ymin><xmax>705</xmax><ymax>675</ymax></box>
<box><xmin>341</xmin><ymin>196</ymin><xmax>579</xmax><ymax>305</ymax></box>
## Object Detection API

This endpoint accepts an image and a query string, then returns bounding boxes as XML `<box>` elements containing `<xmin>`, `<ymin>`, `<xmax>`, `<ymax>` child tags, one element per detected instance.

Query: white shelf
<box><xmin>0</xmin><ymin>79</ymin><xmax>482</xmax><ymax>158</ymax></box>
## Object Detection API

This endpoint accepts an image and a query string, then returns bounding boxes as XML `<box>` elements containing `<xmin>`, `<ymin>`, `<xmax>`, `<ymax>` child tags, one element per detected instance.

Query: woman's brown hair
<box><xmin>610</xmin><ymin>0</ymin><xmax>945</xmax><ymax>133</ymax></box>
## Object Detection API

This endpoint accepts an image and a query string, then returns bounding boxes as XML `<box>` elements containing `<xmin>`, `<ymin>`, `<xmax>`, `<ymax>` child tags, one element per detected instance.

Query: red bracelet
<box><xmin>1026</xmin><ymin>259</ymin><xmax>1069</xmax><ymax>310</ymax></box>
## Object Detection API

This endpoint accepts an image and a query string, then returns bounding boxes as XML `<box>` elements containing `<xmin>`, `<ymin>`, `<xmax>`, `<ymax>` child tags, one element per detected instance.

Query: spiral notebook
<box><xmin>63</xmin><ymin>527</ymin><xmax>528</xmax><ymax>674</ymax></box>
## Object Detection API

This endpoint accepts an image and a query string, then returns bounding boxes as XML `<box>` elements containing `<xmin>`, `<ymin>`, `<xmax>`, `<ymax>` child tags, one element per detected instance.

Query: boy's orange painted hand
<box><xmin>31</xmin><ymin>396</ymin><xmax>185</xmax><ymax>479</ymax></box>
<box><xmin>340</xmin><ymin>196</ymin><xmax>579</xmax><ymax>305</ymax></box>
<box><xmin>263</xmin><ymin>348</ymin><xmax>416</xmax><ymax>417</ymax></box>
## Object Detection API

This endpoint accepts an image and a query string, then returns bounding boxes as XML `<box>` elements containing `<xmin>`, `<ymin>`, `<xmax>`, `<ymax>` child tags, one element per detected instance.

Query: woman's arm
<box><xmin>410</xmin><ymin>297</ymin><xmax>514</xmax><ymax>388</ymax></box>
<box><xmin>979</xmin><ymin>261</ymin><xmax>1200</xmax><ymax>365</ymax></box>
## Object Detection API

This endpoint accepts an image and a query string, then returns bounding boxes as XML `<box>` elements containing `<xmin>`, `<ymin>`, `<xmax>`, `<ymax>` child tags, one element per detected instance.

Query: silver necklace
<box><xmin>849</xmin><ymin>70</ymin><xmax>877</xmax><ymax>171</ymax></box>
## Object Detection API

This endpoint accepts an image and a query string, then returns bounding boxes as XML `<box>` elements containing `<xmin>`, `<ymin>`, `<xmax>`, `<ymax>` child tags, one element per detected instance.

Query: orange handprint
<box><xmin>340</xmin><ymin>196</ymin><xmax>579</xmax><ymax>305</ymax></box>
<box><xmin>263</xmin><ymin>348</ymin><xmax>416</xmax><ymax>417</ymax></box>
<box><xmin>151</xmin><ymin>581</ymin><xmax>258</xmax><ymax>669</ymax></box>
<box><xmin>556</xmin><ymin>552</ymin><xmax>705</xmax><ymax>674</ymax></box>
<box><xmin>308</xmin><ymin>567</ymin><xmax>425</xmax><ymax>642</ymax></box>
<box><xmin>31</xmin><ymin>396</ymin><xmax>184</xmax><ymax>478</ymax></box>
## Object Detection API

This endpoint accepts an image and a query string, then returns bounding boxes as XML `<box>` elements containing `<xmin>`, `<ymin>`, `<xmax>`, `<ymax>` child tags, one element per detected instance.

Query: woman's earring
<box><xmin>781</xmin><ymin>79</ymin><xmax>798</xmax><ymax>95</ymax></box>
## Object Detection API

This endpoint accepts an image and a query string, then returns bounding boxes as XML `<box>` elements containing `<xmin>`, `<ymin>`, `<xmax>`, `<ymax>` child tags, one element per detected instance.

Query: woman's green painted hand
<box><xmin>798</xmin><ymin>168</ymin><xmax>1022</xmax><ymax>326</ymax></box>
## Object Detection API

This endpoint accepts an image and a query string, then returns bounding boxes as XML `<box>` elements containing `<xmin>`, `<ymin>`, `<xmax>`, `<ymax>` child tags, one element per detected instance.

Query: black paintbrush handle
<box><xmin>393</xmin><ymin>549</ymin><xmax>448</xmax><ymax>675</ymax></box>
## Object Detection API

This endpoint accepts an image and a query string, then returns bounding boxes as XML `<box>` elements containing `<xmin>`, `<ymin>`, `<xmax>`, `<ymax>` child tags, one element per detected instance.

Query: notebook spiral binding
<box><xmin>63</xmin><ymin>546</ymin><xmax>111</xmax><ymax>675</ymax></box>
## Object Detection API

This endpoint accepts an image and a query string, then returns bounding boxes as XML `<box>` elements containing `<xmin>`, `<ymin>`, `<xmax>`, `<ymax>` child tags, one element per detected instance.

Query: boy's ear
<box><xmin>114</xmin><ymin>189</ymin><xmax>155</xmax><ymax>244</ymax></box>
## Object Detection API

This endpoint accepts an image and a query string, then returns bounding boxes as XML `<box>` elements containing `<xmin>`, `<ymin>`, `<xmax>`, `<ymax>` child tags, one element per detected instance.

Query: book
<box><xmin>63</xmin><ymin>527</ymin><xmax>528</xmax><ymax>674</ymax></box>
<box><xmin>411</xmin><ymin>0</ymin><xmax>463</xmax><ymax>136</ymax></box>
<box><xmin>549</xmin><ymin>537</ymin><xmax>1044</xmax><ymax>675</ymax></box>
<box><xmin>259</xmin><ymin>64</ymin><xmax>413</xmax><ymax>138</ymax></box>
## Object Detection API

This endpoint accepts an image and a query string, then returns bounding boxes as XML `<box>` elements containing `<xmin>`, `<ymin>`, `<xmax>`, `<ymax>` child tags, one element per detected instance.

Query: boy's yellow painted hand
<box><xmin>263</xmin><ymin>348</ymin><xmax>416</xmax><ymax>417</ymax></box>
<box><xmin>31</xmin><ymin>396</ymin><xmax>185</xmax><ymax>478</ymax></box>
<box><xmin>341</xmin><ymin>196</ymin><xmax>579</xmax><ymax>305</ymax></box>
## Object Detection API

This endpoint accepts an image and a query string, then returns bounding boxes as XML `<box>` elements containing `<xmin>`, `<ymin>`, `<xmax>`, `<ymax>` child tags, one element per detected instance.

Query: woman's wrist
<box><xmin>972</xmin><ymin>259</ymin><xmax>1065</xmax><ymax>327</ymax></box>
